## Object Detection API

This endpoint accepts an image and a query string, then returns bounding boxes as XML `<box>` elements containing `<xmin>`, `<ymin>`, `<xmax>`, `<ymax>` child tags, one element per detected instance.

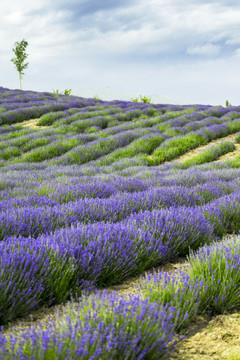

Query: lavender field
<box><xmin>0</xmin><ymin>85</ymin><xmax>240</xmax><ymax>359</ymax></box>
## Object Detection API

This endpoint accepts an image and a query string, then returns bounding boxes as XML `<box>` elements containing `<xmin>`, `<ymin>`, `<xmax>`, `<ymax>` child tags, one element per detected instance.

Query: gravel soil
<box><xmin>169</xmin><ymin>313</ymin><xmax>240</xmax><ymax>360</ymax></box>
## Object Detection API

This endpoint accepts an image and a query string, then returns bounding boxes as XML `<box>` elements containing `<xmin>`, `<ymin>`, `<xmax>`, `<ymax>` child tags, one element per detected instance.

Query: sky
<box><xmin>1</xmin><ymin>0</ymin><xmax>240</xmax><ymax>105</ymax></box>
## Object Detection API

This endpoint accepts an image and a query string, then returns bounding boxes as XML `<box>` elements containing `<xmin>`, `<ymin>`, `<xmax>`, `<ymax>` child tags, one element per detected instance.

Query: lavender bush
<box><xmin>0</xmin><ymin>85</ymin><xmax>240</xmax><ymax>357</ymax></box>
<box><xmin>183</xmin><ymin>141</ymin><xmax>236</xmax><ymax>167</ymax></box>
<box><xmin>0</xmin><ymin>293</ymin><xmax>179</xmax><ymax>359</ymax></box>
<box><xmin>142</xmin><ymin>234</ymin><xmax>240</xmax><ymax>332</ymax></box>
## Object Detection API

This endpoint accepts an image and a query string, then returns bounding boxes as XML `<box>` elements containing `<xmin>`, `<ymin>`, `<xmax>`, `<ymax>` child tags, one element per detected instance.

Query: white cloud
<box><xmin>226</xmin><ymin>37</ymin><xmax>240</xmax><ymax>46</ymax></box>
<box><xmin>1</xmin><ymin>0</ymin><xmax>240</xmax><ymax>105</ymax></box>
<box><xmin>5</xmin><ymin>11</ymin><xmax>25</xmax><ymax>25</ymax></box>
<box><xmin>232</xmin><ymin>48</ymin><xmax>240</xmax><ymax>58</ymax></box>
<box><xmin>186</xmin><ymin>43</ymin><xmax>221</xmax><ymax>57</ymax></box>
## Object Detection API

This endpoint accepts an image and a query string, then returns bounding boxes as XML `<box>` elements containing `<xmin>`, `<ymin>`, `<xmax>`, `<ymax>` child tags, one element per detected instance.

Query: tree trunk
<box><xmin>19</xmin><ymin>72</ymin><xmax>22</xmax><ymax>90</ymax></box>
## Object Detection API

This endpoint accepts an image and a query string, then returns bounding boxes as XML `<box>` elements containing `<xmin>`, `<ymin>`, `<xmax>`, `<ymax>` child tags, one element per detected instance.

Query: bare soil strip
<box><xmin>14</xmin><ymin>118</ymin><xmax>48</xmax><ymax>129</ymax></box>
<box><xmin>169</xmin><ymin>313</ymin><xmax>240</xmax><ymax>360</ymax></box>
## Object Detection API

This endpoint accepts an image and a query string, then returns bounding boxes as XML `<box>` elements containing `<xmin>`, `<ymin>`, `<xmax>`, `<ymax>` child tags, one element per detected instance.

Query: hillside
<box><xmin>0</xmin><ymin>86</ymin><xmax>240</xmax><ymax>359</ymax></box>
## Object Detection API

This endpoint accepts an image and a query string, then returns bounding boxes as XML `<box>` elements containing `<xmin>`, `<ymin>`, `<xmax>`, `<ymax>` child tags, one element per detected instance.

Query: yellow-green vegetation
<box><xmin>182</xmin><ymin>141</ymin><xmax>236</xmax><ymax>167</ymax></box>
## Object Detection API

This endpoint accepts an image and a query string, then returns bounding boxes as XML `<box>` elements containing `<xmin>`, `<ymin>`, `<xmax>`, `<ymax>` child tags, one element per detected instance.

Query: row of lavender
<box><xmin>0</xmin><ymin>122</ymin><xmax>239</xmax><ymax>167</ymax></box>
<box><xmin>1</xmin><ymin>86</ymin><xmax>240</xmax><ymax>167</ymax></box>
<box><xmin>1</xmin><ymin>186</ymin><xmax>240</xmax><ymax>325</ymax></box>
<box><xmin>0</xmin><ymin>87</ymin><xmax>240</xmax><ymax>358</ymax></box>
<box><xmin>0</xmin><ymin>166</ymin><xmax>239</xmax><ymax>328</ymax></box>
<box><xmin>0</xmin><ymin>158</ymin><xmax>240</xmax><ymax>201</ymax></box>
<box><xmin>1</xmin><ymin>234</ymin><xmax>240</xmax><ymax>359</ymax></box>
<box><xmin>0</xmin><ymin>87</ymin><xmax>103</xmax><ymax>123</ymax></box>
<box><xmin>0</xmin><ymin>123</ymin><xmax>239</xmax><ymax>168</ymax></box>
<box><xmin>0</xmin><ymin>86</ymin><xmax>168</xmax><ymax>126</ymax></box>
<box><xmin>0</xmin><ymin>173</ymin><xmax>240</xmax><ymax>239</ymax></box>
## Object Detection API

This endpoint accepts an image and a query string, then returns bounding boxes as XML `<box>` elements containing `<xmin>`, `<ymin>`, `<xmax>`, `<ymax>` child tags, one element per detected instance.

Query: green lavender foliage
<box><xmin>142</xmin><ymin>234</ymin><xmax>240</xmax><ymax>332</ymax></box>
<box><xmin>37</xmin><ymin>111</ymin><xmax>67</xmax><ymax>126</ymax></box>
<box><xmin>183</xmin><ymin>141</ymin><xmax>236</xmax><ymax>167</ymax></box>
<box><xmin>235</xmin><ymin>132</ymin><xmax>240</xmax><ymax>143</ymax></box>
<box><xmin>150</xmin><ymin>133</ymin><xmax>208</xmax><ymax>165</ymax></box>
<box><xmin>16</xmin><ymin>137</ymin><xmax>84</xmax><ymax>162</ymax></box>
<box><xmin>97</xmin><ymin>134</ymin><xmax>167</xmax><ymax>165</ymax></box>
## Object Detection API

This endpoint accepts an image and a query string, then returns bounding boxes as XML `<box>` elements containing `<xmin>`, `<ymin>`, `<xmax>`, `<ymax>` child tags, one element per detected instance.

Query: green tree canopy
<box><xmin>10</xmin><ymin>39</ymin><xmax>29</xmax><ymax>90</ymax></box>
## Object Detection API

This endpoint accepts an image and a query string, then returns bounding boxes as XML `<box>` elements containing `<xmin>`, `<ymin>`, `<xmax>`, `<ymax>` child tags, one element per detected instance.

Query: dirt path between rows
<box><xmin>14</xmin><ymin>118</ymin><xmax>48</xmax><ymax>129</ymax></box>
<box><xmin>169</xmin><ymin>313</ymin><xmax>240</xmax><ymax>359</ymax></box>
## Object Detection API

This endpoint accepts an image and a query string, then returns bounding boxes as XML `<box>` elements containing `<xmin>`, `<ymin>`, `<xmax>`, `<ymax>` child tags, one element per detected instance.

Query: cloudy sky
<box><xmin>1</xmin><ymin>0</ymin><xmax>240</xmax><ymax>105</ymax></box>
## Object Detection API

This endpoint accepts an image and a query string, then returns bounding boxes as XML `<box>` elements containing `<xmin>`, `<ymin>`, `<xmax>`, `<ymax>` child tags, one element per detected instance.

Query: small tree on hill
<box><xmin>10</xmin><ymin>39</ymin><xmax>29</xmax><ymax>90</ymax></box>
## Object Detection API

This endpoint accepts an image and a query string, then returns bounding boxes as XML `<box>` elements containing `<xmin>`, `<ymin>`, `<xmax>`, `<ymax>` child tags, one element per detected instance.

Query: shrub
<box><xmin>151</xmin><ymin>133</ymin><xmax>208</xmax><ymax>164</ymax></box>
<box><xmin>235</xmin><ymin>132</ymin><xmax>240</xmax><ymax>143</ymax></box>
<box><xmin>0</xmin><ymin>146</ymin><xmax>21</xmax><ymax>160</ymax></box>
<box><xmin>130</xmin><ymin>95</ymin><xmax>152</xmax><ymax>103</ymax></box>
<box><xmin>37</xmin><ymin>111</ymin><xmax>67</xmax><ymax>126</ymax></box>
<box><xmin>183</xmin><ymin>141</ymin><xmax>236</xmax><ymax>167</ymax></box>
